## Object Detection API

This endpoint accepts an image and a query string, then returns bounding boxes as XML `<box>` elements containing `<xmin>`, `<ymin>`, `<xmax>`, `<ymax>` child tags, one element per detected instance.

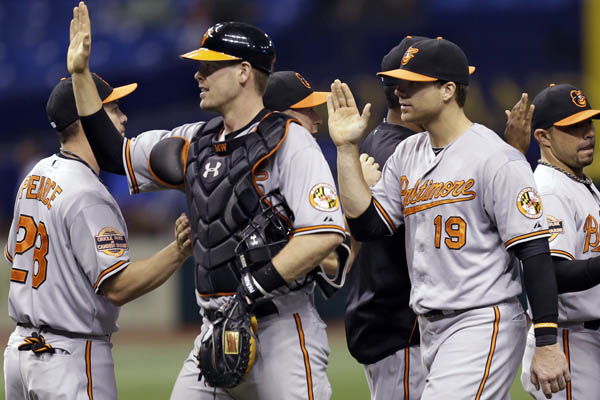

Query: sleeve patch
<box><xmin>546</xmin><ymin>215</ymin><xmax>564</xmax><ymax>242</ymax></box>
<box><xmin>516</xmin><ymin>187</ymin><xmax>543</xmax><ymax>219</ymax></box>
<box><xmin>309</xmin><ymin>183</ymin><xmax>339</xmax><ymax>212</ymax></box>
<box><xmin>95</xmin><ymin>227</ymin><xmax>128</xmax><ymax>257</ymax></box>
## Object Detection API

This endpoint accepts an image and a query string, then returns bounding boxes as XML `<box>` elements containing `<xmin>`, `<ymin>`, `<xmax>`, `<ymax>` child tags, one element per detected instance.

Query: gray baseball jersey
<box><xmin>5</xmin><ymin>154</ymin><xmax>130</xmax><ymax>334</ymax></box>
<box><xmin>122</xmin><ymin>116</ymin><xmax>344</xmax><ymax>400</ymax></box>
<box><xmin>4</xmin><ymin>153</ymin><xmax>131</xmax><ymax>400</ymax></box>
<box><xmin>533</xmin><ymin>164</ymin><xmax>600</xmax><ymax>322</ymax></box>
<box><xmin>520</xmin><ymin>164</ymin><xmax>600</xmax><ymax>400</ymax></box>
<box><xmin>371</xmin><ymin>123</ymin><xmax>549</xmax><ymax>314</ymax></box>
<box><xmin>123</xmin><ymin>120</ymin><xmax>345</xmax><ymax>240</ymax></box>
<box><xmin>369</xmin><ymin>123</ymin><xmax>547</xmax><ymax>398</ymax></box>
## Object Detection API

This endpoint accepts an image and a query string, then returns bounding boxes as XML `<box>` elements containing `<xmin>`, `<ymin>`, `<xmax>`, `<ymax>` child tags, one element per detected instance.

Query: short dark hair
<box><xmin>383</xmin><ymin>85</ymin><xmax>400</xmax><ymax>110</ymax></box>
<box><xmin>435</xmin><ymin>81</ymin><xmax>468</xmax><ymax>108</ymax></box>
<box><xmin>254</xmin><ymin>69</ymin><xmax>269</xmax><ymax>95</ymax></box>
<box><xmin>56</xmin><ymin>120</ymin><xmax>80</xmax><ymax>144</ymax></box>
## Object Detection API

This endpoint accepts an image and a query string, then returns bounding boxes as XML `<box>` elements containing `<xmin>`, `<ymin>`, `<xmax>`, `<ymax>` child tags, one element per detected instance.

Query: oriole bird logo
<box><xmin>570</xmin><ymin>90</ymin><xmax>587</xmax><ymax>108</ymax></box>
<box><xmin>401</xmin><ymin>47</ymin><xmax>419</xmax><ymax>66</ymax></box>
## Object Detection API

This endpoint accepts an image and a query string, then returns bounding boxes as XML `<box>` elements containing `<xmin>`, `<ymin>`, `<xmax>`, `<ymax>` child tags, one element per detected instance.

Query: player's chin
<box><xmin>400</xmin><ymin>111</ymin><xmax>418</xmax><ymax>123</ymax></box>
<box><xmin>578</xmin><ymin>152</ymin><xmax>594</xmax><ymax>166</ymax></box>
<box><xmin>199</xmin><ymin>99</ymin><xmax>215</xmax><ymax>111</ymax></box>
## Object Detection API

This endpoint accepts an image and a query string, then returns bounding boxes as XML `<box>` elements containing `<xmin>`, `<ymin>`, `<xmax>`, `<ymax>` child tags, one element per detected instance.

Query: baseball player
<box><xmin>511</xmin><ymin>84</ymin><xmax>600</xmax><ymax>399</ymax></box>
<box><xmin>3</xmin><ymin>73</ymin><xmax>191</xmax><ymax>399</ymax></box>
<box><xmin>262</xmin><ymin>70</ymin><xmax>330</xmax><ymax>134</ymax></box>
<box><xmin>327</xmin><ymin>37</ymin><xmax>570</xmax><ymax>399</ymax></box>
<box><xmin>262</xmin><ymin>70</ymin><xmax>354</xmax><ymax>288</ymax></box>
<box><xmin>343</xmin><ymin>36</ymin><xmax>426</xmax><ymax>400</ymax></box>
<box><xmin>67</xmin><ymin>3</ymin><xmax>345</xmax><ymax>400</ymax></box>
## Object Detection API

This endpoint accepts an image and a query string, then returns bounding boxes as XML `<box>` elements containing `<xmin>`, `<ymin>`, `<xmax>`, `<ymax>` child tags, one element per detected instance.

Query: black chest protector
<box><xmin>185</xmin><ymin>112</ymin><xmax>295</xmax><ymax>294</ymax></box>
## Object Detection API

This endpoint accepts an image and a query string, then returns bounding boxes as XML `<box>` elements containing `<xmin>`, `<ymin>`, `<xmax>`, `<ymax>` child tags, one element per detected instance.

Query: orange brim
<box><xmin>180</xmin><ymin>47</ymin><xmax>241</xmax><ymax>62</ymax></box>
<box><xmin>554</xmin><ymin>109</ymin><xmax>600</xmax><ymax>126</ymax></box>
<box><xmin>103</xmin><ymin>83</ymin><xmax>138</xmax><ymax>104</ymax></box>
<box><xmin>376</xmin><ymin>69</ymin><xmax>437</xmax><ymax>82</ymax></box>
<box><xmin>291</xmin><ymin>91</ymin><xmax>330</xmax><ymax>109</ymax></box>
<box><xmin>376</xmin><ymin>66</ymin><xmax>476</xmax><ymax>81</ymax></box>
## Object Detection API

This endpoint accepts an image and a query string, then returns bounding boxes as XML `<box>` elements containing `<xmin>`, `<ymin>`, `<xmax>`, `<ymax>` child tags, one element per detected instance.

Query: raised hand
<box><xmin>67</xmin><ymin>1</ymin><xmax>92</xmax><ymax>74</ymax></box>
<box><xmin>327</xmin><ymin>79</ymin><xmax>371</xmax><ymax>147</ymax></box>
<box><xmin>359</xmin><ymin>153</ymin><xmax>381</xmax><ymax>187</ymax></box>
<box><xmin>504</xmin><ymin>93</ymin><xmax>534</xmax><ymax>156</ymax></box>
<box><xmin>174</xmin><ymin>213</ymin><xmax>193</xmax><ymax>259</ymax></box>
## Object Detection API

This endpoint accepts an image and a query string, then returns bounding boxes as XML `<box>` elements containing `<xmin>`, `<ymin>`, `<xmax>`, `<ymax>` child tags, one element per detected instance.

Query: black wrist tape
<box><xmin>535</xmin><ymin>332</ymin><xmax>558</xmax><ymax>347</ymax></box>
<box><xmin>251</xmin><ymin>261</ymin><xmax>287</xmax><ymax>294</ymax></box>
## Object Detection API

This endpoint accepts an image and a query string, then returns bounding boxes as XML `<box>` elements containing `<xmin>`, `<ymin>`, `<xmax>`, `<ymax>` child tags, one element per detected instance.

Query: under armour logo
<box><xmin>249</xmin><ymin>234</ymin><xmax>259</xmax><ymax>246</ymax></box>
<box><xmin>203</xmin><ymin>162</ymin><xmax>222</xmax><ymax>178</ymax></box>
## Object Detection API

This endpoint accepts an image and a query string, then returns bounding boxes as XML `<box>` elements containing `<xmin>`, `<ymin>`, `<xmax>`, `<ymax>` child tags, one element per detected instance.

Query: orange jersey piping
<box><xmin>294</xmin><ymin>313</ymin><xmax>314</xmax><ymax>400</ymax></box>
<box><xmin>475</xmin><ymin>306</ymin><xmax>500</xmax><ymax>400</ymax></box>
<box><xmin>125</xmin><ymin>139</ymin><xmax>139</xmax><ymax>194</ymax></box>
<box><xmin>373</xmin><ymin>197</ymin><xmax>396</xmax><ymax>233</ymax></box>
<box><xmin>504</xmin><ymin>230</ymin><xmax>551</xmax><ymax>248</ymax></box>
<box><xmin>93</xmin><ymin>260</ymin><xmax>128</xmax><ymax>290</ymax></box>
<box><xmin>86</xmin><ymin>341</ymin><xmax>93</xmax><ymax>400</ymax></box>
<box><xmin>563</xmin><ymin>330</ymin><xmax>572</xmax><ymax>400</ymax></box>
<box><xmin>550</xmin><ymin>249</ymin><xmax>575</xmax><ymax>260</ymax></box>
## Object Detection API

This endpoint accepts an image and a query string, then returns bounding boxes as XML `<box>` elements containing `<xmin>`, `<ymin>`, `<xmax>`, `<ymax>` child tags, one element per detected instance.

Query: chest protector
<box><xmin>185</xmin><ymin>112</ymin><xmax>295</xmax><ymax>294</ymax></box>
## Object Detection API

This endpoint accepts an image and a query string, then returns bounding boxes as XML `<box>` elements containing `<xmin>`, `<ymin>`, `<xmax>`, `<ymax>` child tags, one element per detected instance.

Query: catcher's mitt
<box><xmin>197</xmin><ymin>296</ymin><xmax>258</xmax><ymax>388</ymax></box>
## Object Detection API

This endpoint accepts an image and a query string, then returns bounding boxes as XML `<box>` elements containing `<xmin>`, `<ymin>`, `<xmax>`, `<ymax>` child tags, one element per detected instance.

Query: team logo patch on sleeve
<box><xmin>95</xmin><ymin>227</ymin><xmax>128</xmax><ymax>257</ymax></box>
<box><xmin>546</xmin><ymin>215</ymin><xmax>564</xmax><ymax>242</ymax></box>
<box><xmin>516</xmin><ymin>187</ymin><xmax>543</xmax><ymax>219</ymax></box>
<box><xmin>309</xmin><ymin>183</ymin><xmax>340</xmax><ymax>212</ymax></box>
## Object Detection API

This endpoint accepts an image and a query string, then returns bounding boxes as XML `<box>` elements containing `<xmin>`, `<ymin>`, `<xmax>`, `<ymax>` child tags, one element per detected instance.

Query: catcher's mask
<box><xmin>234</xmin><ymin>192</ymin><xmax>293</xmax><ymax>272</ymax></box>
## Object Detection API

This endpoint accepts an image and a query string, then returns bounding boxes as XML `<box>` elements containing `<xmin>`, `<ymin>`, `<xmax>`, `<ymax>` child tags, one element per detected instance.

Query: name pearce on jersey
<box><xmin>400</xmin><ymin>176</ymin><xmax>476</xmax><ymax>216</ymax></box>
<box><xmin>18</xmin><ymin>175</ymin><xmax>63</xmax><ymax>210</ymax></box>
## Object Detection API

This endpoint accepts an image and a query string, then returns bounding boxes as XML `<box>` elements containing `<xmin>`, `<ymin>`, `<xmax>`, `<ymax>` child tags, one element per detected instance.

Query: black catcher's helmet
<box><xmin>181</xmin><ymin>22</ymin><xmax>276</xmax><ymax>74</ymax></box>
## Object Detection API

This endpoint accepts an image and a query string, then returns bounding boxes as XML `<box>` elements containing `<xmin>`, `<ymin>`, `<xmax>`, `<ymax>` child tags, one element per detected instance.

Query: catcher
<box><xmin>67</xmin><ymin>3</ymin><xmax>346</xmax><ymax>399</ymax></box>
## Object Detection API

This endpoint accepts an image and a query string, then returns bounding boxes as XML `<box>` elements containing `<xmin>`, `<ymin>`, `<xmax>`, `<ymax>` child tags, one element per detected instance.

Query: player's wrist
<box><xmin>335</xmin><ymin>142</ymin><xmax>361</xmax><ymax>154</ymax></box>
<box><xmin>237</xmin><ymin>261</ymin><xmax>287</xmax><ymax>305</ymax></box>
<box><xmin>533</xmin><ymin>322</ymin><xmax>558</xmax><ymax>346</ymax></box>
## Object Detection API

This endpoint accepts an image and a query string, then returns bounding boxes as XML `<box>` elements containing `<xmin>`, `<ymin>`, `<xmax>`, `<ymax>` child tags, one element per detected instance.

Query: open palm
<box><xmin>327</xmin><ymin>80</ymin><xmax>371</xmax><ymax>147</ymax></box>
<box><xmin>67</xmin><ymin>1</ymin><xmax>91</xmax><ymax>74</ymax></box>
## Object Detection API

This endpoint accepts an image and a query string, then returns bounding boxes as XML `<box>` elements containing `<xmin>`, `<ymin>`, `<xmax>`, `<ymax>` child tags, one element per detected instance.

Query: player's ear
<box><xmin>238</xmin><ymin>61</ymin><xmax>252</xmax><ymax>85</ymax></box>
<box><xmin>440</xmin><ymin>81</ymin><xmax>457</xmax><ymax>104</ymax></box>
<box><xmin>533</xmin><ymin>128</ymin><xmax>550</xmax><ymax>147</ymax></box>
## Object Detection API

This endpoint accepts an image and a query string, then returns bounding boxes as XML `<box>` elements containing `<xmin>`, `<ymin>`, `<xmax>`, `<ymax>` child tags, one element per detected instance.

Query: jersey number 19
<box><xmin>434</xmin><ymin>215</ymin><xmax>466</xmax><ymax>250</ymax></box>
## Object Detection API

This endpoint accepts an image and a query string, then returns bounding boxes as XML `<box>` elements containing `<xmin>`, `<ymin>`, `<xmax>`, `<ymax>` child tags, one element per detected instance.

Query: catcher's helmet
<box><xmin>181</xmin><ymin>22</ymin><xmax>275</xmax><ymax>74</ymax></box>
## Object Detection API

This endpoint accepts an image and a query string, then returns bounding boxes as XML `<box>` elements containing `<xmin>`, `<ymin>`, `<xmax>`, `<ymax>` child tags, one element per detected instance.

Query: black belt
<box><xmin>17</xmin><ymin>322</ymin><xmax>108</xmax><ymax>340</ymax></box>
<box><xmin>420</xmin><ymin>309</ymin><xmax>465</xmax><ymax>322</ymax></box>
<box><xmin>205</xmin><ymin>300</ymin><xmax>278</xmax><ymax>321</ymax></box>
<box><xmin>584</xmin><ymin>319</ymin><xmax>600</xmax><ymax>330</ymax></box>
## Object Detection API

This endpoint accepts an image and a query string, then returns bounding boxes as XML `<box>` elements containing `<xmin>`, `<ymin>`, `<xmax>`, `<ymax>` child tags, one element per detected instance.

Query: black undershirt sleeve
<box><xmin>80</xmin><ymin>108</ymin><xmax>125</xmax><ymax>175</ymax></box>
<box><xmin>346</xmin><ymin>198</ymin><xmax>392</xmax><ymax>242</ymax></box>
<box><xmin>514</xmin><ymin>238</ymin><xmax>558</xmax><ymax>346</ymax></box>
<box><xmin>553</xmin><ymin>256</ymin><xmax>600</xmax><ymax>294</ymax></box>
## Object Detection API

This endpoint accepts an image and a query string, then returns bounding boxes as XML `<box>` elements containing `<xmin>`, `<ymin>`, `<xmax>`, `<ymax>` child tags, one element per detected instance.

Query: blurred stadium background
<box><xmin>0</xmin><ymin>0</ymin><xmax>595</xmax><ymax>398</ymax></box>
